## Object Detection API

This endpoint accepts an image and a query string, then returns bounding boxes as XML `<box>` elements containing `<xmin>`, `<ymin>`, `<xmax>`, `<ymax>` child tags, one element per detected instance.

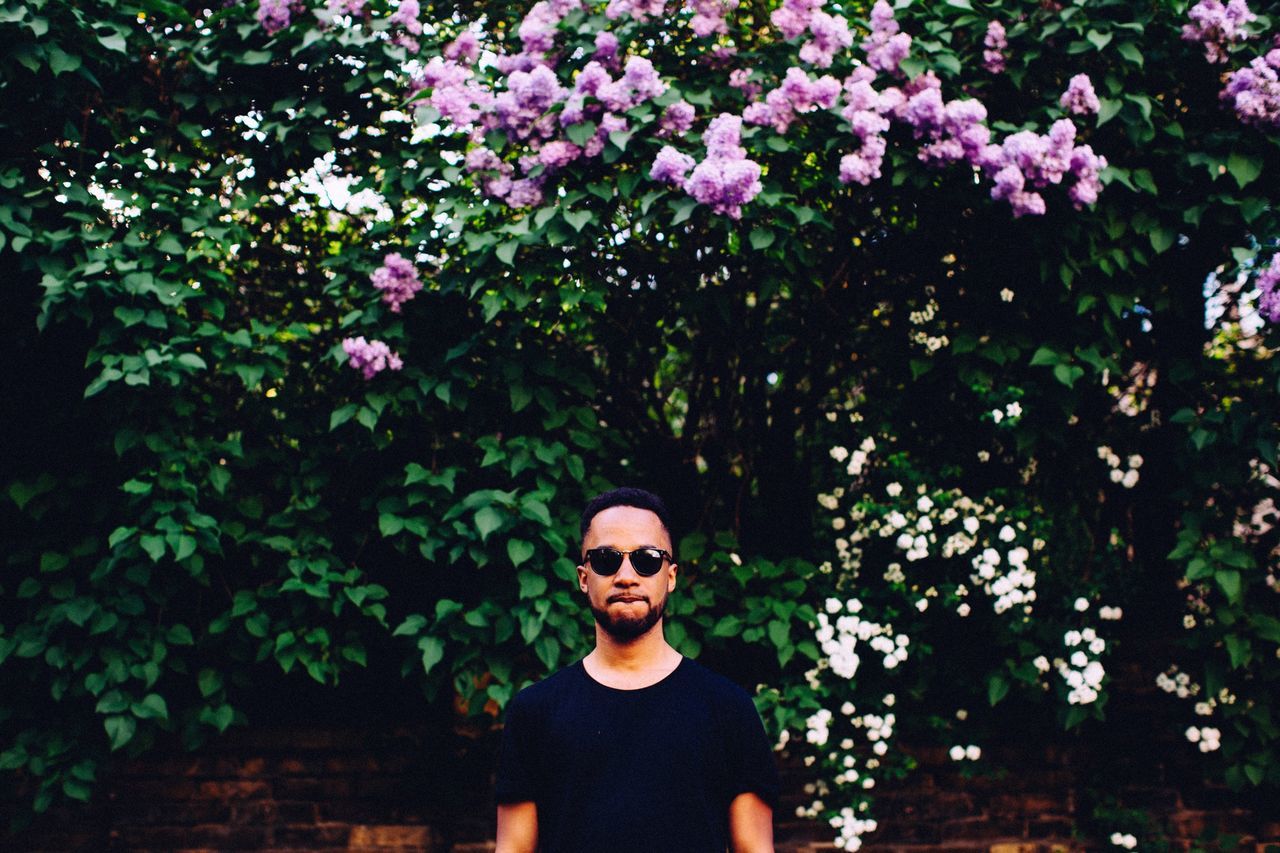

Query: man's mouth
<box><xmin>611</xmin><ymin>596</ymin><xmax>646</xmax><ymax>603</ymax></box>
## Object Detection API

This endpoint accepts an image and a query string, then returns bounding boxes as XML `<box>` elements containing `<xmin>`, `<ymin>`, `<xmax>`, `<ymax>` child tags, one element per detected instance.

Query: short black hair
<box><xmin>580</xmin><ymin>487</ymin><xmax>675</xmax><ymax>550</ymax></box>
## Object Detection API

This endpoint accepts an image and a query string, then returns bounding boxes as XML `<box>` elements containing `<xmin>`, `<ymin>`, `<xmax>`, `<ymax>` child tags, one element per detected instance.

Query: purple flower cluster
<box><xmin>1222</xmin><ymin>49</ymin><xmax>1280</xmax><ymax>129</ymax></box>
<box><xmin>371</xmin><ymin>253</ymin><xmax>423</xmax><ymax>313</ymax></box>
<box><xmin>688</xmin><ymin>0</ymin><xmax>740</xmax><ymax>38</ymax></box>
<box><xmin>326</xmin><ymin>0</ymin><xmax>367</xmax><ymax>16</ymax></box>
<box><xmin>605</xmin><ymin>0</ymin><xmax>667</xmax><ymax>22</ymax></box>
<box><xmin>257</xmin><ymin>0</ymin><xmax>293</xmax><ymax>35</ymax></box>
<box><xmin>651</xmin><ymin>115</ymin><xmax>763</xmax><ymax>219</ymax></box>
<box><xmin>743</xmin><ymin>67</ymin><xmax>841</xmax><ymax>133</ymax></box>
<box><xmin>1258</xmin><ymin>255</ymin><xmax>1280</xmax><ymax>323</ymax></box>
<box><xmin>985</xmin><ymin>120</ymin><xmax>1106</xmax><ymax>215</ymax></box>
<box><xmin>1059</xmin><ymin>74</ymin><xmax>1100</xmax><ymax>116</ymax></box>
<box><xmin>1182</xmin><ymin>0</ymin><xmax>1256</xmax><ymax>64</ymax></box>
<box><xmin>862</xmin><ymin>0</ymin><xmax>911</xmax><ymax>75</ymax></box>
<box><xmin>983</xmin><ymin>21</ymin><xmax>1007</xmax><ymax>74</ymax></box>
<box><xmin>660</xmin><ymin>100</ymin><xmax>697</xmax><ymax>135</ymax></box>
<box><xmin>389</xmin><ymin>0</ymin><xmax>423</xmax><ymax>50</ymax></box>
<box><xmin>771</xmin><ymin>0</ymin><xmax>853</xmax><ymax>68</ymax></box>
<box><xmin>342</xmin><ymin>337</ymin><xmax>403</xmax><ymax>379</ymax></box>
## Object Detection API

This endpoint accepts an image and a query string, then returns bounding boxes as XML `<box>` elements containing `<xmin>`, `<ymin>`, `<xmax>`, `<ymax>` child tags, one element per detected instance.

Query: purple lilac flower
<box><xmin>800</xmin><ymin>10</ymin><xmax>852</xmax><ymax>68</ymax></box>
<box><xmin>445</xmin><ymin>30</ymin><xmax>481</xmax><ymax>63</ymax></box>
<box><xmin>343</xmin><ymin>337</ymin><xmax>403</xmax><ymax>379</ymax></box>
<box><xmin>1257</xmin><ymin>255</ymin><xmax>1280</xmax><ymax>323</ymax></box>
<box><xmin>575</xmin><ymin>61</ymin><xmax>612</xmax><ymax>97</ymax></box>
<box><xmin>538</xmin><ymin>140</ymin><xmax>583</xmax><ymax>170</ymax></box>
<box><xmin>661</xmin><ymin>101</ymin><xmax>696</xmax><ymax>135</ymax></box>
<box><xmin>1067</xmin><ymin>145</ymin><xmax>1106</xmax><ymax>208</ymax></box>
<box><xmin>506</xmin><ymin>177</ymin><xmax>546</xmax><ymax>208</ymax></box>
<box><xmin>517</xmin><ymin>1</ymin><xmax>565</xmax><ymax>55</ymax></box>
<box><xmin>1060</xmin><ymin>74</ymin><xmax>1100</xmax><ymax>116</ymax></box>
<box><xmin>863</xmin><ymin>0</ymin><xmax>911</xmax><ymax>75</ymax></box>
<box><xmin>1222</xmin><ymin>52</ymin><xmax>1280</xmax><ymax>129</ymax></box>
<box><xmin>593</xmin><ymin>31</ymin><xmax>620</xmax><ymax>65</ymax></box>
<box><xmin>1183</xmin><ymin>0</ymin><xmax>1256</xmax><ymax>64</ymax></box>
<box><xmin>390</xmin><ymin>0</ymin><xmax>423</xmax><ymax>35</ymax></box>
<box><xmin>257</xmin><ymin>0</ymin><xmax>291</xmax><ymax>34</ymax></box>
<box><xmin>983</xmin><ymin>21</ymin><xmax>1007</xmax><ymax>74</ymax></box>
<box><xmin>745</xmin><ymin>67</ymin><xmax>841</xmax><ymax>133</ymax></box>
<box><xmin>839</xmin><ymin>136</ymin><xmax>886</xmax><ymax>185</ymax></box>
<box><xmin>730</xmin><ymin>69</ymin><xmax>762</xmax><ymax>99</ymax></box>
<box><xmin>667</xmin><ymin>114</ymin><xmax>762</xmax><ymax>219</ymax></box>
<box><xmin>606</xmin><ymin>0</ymin><xmax>668</xmax><ymax>22</ymax></box>
<box><xmin>650</xmin><ymin>146</ymin><xmax>696</xmax><ymax>184</ymax></box>
<box><xmin>371</xmin><ymin>253</ymin><xmax>423</xmax><ymax>313</ymax></box>
<box><xmin>688</xmin><ymin>0</ymin><xmax>739</xmax><ymax>38</ymax></box>
<box><xmin>326</xmin><ymin>0</ymin><xmax>367</xmax><ymax>15</ymax></box>
<box><xmin>771</xmin><ymin>0</ymin><xmax>821</xmax><ymax>40</ymax></box>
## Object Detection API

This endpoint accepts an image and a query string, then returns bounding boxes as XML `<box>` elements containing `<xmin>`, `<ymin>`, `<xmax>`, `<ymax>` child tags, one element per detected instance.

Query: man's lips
<box><xmin>609</xmin><ymin>595</ymin><xmax>647</xmax><ymax>603</ymax></box>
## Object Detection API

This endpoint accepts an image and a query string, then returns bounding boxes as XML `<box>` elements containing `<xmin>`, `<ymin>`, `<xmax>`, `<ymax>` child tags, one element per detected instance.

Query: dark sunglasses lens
<box><xmin>589</xmin><ymin>548</ymin><xmax>623</xmax><ymax>574</ymax></box>
<box><xmin>631</xmin><ymin>549</ymin><xmax>664</xmax><ymax>576</ymax></box>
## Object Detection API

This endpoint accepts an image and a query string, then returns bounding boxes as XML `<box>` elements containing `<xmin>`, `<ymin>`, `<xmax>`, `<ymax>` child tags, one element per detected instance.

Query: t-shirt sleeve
<box><xmin>493</xmin><ymin>690</ymin><xmax>539</xmax><ymax>805</ymax></box>
<box><xmin>725</xmin><ymin>689</ymin><xmax>781</xmax><ymax>810</ymax></box>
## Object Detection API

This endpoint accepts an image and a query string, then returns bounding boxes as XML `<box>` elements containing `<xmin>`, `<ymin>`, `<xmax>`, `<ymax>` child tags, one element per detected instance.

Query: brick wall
<box><xmin>7</xmin><ymin>722</ymin><xmax>1279</xmax><ymax>852</ymax></box>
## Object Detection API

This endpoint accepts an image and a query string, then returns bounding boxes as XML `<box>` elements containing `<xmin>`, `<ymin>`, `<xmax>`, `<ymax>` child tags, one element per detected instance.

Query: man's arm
<box><xmin>495</xmin><ymin>801</ymin><xmax>538</xmax><ymax>853</ymax></box>
<box><xmin>728</xmin><ymin>791</ymin><xmax>774</xmax><ymax>853</ymax></box>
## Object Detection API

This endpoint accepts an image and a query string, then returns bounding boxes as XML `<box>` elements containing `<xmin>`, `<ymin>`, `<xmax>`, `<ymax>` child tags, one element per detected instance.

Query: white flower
<box><xmin>1128</xmin><ymin>454</ymin><xmax>1143</xmax><ymax>469</ymax></box>
<box><xmin>998</xmin><ymin>524</ymin><xmax>1015</xmax><ymax>542</ymax></box>
<box><xmin>991</xmin><ymin>409</ymin><xmax>1003</xmax><ymax>423</ymax></box>
<box><xmin>832</xmin><ymin>516</ymin><xmax>847</xmax><ymax>530</ymax></box>
<box><xmin>1109</xmin><ymin>468</ymin><xmax>1124</xmax><ymax>483</ymax></box>
<box><xmin>1089</xmin><ymin>638</ymin><xmax>1106</xmax><ymax>655</ymax></box>
<box><xmin>1005</xmin><ymin>402</ymin><xmax>1022</xmax><ymax>418</ymax></box>
<box><xmin>957</xmin><ymin>603</ymin><xmax>971</xmax><ymax>617</ymax></box>
<box><xmin>1000</xmin><ymin>288</ymin><xmax>1014</xmax><ymax>302</ymax></box>
<box><xmin>1071</xmin><ymin>651</ymin><xmax>1089</xmax><ymax>668</ymax></box>
<box><xmin>860</xmin><ymin>437</ymin><xmax>876</xmax><ymax>453</ymax></box>
<box><xmin>917</xmin><ymin>516</ymin><xmax>933</xmax><ymax>532</ymax></box>
<box><xmin>916</xmin><ymin>598</ymin><xmax>929</xmax><ymax>612</ymax></box>
<box><xmin>948</xmin><ymin>745</ymin><xmax>965</xmax><ymax>761</ymax></box>
<box><xmin>1074</xmin><ymin>597</ymin><xmax>1090</xmax><ymax>612</ymax></box>
<box><xmin>886</xmin><ymin>482</ymin><xmax>903</xmax><ymax>497</ymax></box>
<box><xmin>830</xmin><ymin>446</ymin><xmax>849</xmax><ymax>462</ymax></box>
<box><xmin>872</xmin><ymin>740</ymin><xmax>888</xmax><ymax>756</ymax></box>
<box><xmin>1121</xmin><ymin>469</ymin><xmax>1139</xmax><ymax>489</ymax></box>
<box><xmin>963</xmin><ymin>517</ymin><xmax>980</xmax><ymax>534</ymax></box>
<box><xmin>1033</xmin><ymin>655</ymin><xmax>1051</xmax><ymax>673</ymax></box>
<box><xmin>730</xmin><ymin>552</ymin><xmax>742</xmax><ymax>566</ymax></box>
<box><xmin>1185</xmin><ymin>726</ymin><xmax>1201</xmax><ymax>743</ymax></box>
<box><xmin>916</xmin><ymin>495</ymin><xmax>934</xmax><ymax>512</ymax></box>
<box><xmin>896</xmin><ymin>533</ymin><xmax>914</xmax><ymax>550</ymax></box>
<box><xmin>826</xmin><ymin>598</ymin><xmax>843</xmax><ymax>614</ymax></box>
<box><xmin>1064</xmin><ymin>630</ymin><xmax>1082</xmax><ymax>646</ymax></box>
<box><xmin>964</xmin><ymin>744</ymin><xmax>981</xmax><ymax>760</ymax></box>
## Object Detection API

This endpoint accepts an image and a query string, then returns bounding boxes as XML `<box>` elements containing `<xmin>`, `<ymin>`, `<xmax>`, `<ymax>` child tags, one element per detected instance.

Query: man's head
<box><xmin>577</xmin><ymin>488</ymin><xmax>677</xmax><ymax>643</ymax></box>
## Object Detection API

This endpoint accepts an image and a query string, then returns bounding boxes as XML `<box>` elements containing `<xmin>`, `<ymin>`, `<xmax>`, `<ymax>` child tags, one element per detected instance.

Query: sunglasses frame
<box><xmin>583</xmin><ymin>546</ymin><xmax>673</xmax><ymax>577</ymax></box>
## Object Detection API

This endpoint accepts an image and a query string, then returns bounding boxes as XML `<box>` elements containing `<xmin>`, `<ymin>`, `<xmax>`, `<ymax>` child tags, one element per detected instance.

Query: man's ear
<box><xmin>577</xmin><ymin>563</ymin><xmax>589</xmax><ymax>593</ymax></box>
<box><xmin>666</xmin><ymin>562</ymin><xmax>677</xmax><ymax>593</ymax></box>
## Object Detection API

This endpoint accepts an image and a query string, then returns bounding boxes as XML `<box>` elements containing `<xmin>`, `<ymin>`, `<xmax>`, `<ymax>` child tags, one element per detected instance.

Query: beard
<box><xmin>591</xmin><ymin>592</ymin><xmax>667</xmax><ymax>642</ymax></box>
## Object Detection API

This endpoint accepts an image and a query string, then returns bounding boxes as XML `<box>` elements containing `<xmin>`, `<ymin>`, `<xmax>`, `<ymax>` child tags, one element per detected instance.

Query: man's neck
<box><xmin>585</xmin><ymin>622</ymin><xmax>682</xmax><ymax>682</ymax></box>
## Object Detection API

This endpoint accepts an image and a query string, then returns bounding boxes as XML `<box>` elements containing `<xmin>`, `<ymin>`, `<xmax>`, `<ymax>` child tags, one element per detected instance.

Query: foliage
<box><xmin>2</xmin><ymin>0</ymin><xmax>1279</xmax><ymax>846</ymax></box>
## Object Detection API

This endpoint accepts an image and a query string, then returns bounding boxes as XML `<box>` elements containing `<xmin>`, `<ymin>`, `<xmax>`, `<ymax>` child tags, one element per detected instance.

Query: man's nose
<box><xmin>612</xmin><ymin>555</ymin><xmax>643</xmax><ymax>583</ymax></box>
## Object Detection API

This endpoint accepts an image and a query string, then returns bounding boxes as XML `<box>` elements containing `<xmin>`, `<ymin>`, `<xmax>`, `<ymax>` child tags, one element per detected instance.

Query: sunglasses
<box><xmin>583</xmin><ymin>547</ymin><xmax>672</xmax><ymax>577</ymax></box>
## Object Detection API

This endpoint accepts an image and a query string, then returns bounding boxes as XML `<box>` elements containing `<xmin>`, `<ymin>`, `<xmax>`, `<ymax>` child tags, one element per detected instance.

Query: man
<box><xmin>494</xmin><ymin>487</ymin><xmax>778</xmax><ymax>853</ymax></box>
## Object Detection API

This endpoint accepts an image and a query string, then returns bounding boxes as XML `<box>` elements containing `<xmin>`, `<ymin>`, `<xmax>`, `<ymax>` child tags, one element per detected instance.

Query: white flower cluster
<box><xmin>1057</xmin><ymin>626</ymin><xmax>1106</xmax><ymax>705</ymax></box>
<box><xmin>807</xmin><ymin>709</ymin><xmax>834</xmax><ymax>747</ymax></box>
<box><xmin>830</xmin><ymin>810</ymin><xmax>878</xmax><ymax>851</ymax></box>
<box><xmin>1155</xmin><ymin>666</ymin><xmax>1201</xmax><ymax>699</ymax></box>
<box><xmin>948</xmin><ymin>744</ymin><xmax>982</xmax><ymax>761</ymax></box>
<box><xmin>816</xmin><ymin>598</ymin><xmax>907</xmax><ymax>678</ymax></box>
<box><xmin>1098</xmin><ymin>446</ymin><xmax>1142</xmax><ymax>489</ymax></box>
<box><xmin>1098</xmin><ymin>605</ymin><xmax>1123</xmax><ymax>620</ymax></box>
<box><xmin>1110</xmin><ymin>831</ymin><xmax>1138</xmax><ymax>849</ymax></box>
<box><xmin>831</xmin><ymin>437</ymin><xmax>876</xmax><ymax>478</ymax></box>
<box><xmin>972</xmin><ymin>541</ymin><xmax>1037</xmax><ymax>614</ymax></box>
<box><xmin>1185</xmin><ymin>725</ymin><xmax>1222</xmax><ymax>752</ymax></box>
<box><xmin>990</xmin><ymin>401</ymin><xmax>1022</xmax><ymax>424</ymax></box>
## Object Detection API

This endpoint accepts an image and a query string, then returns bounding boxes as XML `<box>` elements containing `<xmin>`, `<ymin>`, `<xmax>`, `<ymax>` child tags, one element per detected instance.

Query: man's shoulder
<box><xmin>678</xmin><ymin>656</ymin><xmax>758</xmax><ymax>707</ymax></box>
<box><xmin>508</xmin><ymin>658</ymin><xmax>586</xmax><ymax>709</ymax></box>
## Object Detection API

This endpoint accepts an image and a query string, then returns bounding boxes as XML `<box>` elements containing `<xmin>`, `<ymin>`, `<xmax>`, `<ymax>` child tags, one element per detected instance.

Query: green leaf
<box><xmin>198</xmin><ymin>669</ymin><xmax>223</xmax><ymax>698</ymax></box>
<box><xmin>1149</xmin><ymin>227</ymin><xmax>1175</xmax><ymax>254</ymax></box>
<box><xmin>1227</xmin><ymin>153</ymin><xmax>1263</xmax><ymax>189</ymax></box>
<box><xmin>104</xmin><ymin>715</ymin><xmax>136</xmax><ymax>751</ymax></box>
<box><xmin>711</xmin><ymin>615</ymin><xmax>743</xmax><ymax>637</ymax></box>
<box><xmin>495</xmin><ymin>241</ymin><xmax>518</xmax><ymax>266</ymax></box>
<box><xmin>1216</xmin><ymin>569</ymin><xmax>1242</xmax><ymax>604</ymax></box>
<box><xmin>670</xmin><ymin>198</ymin><xmax>698</xmax><ymax>224</ymax></box>
<box><xmin>988</xmin><ymin>674</ymin><xmax>1010</xmax><ymax>706</ymax></box>
<box><xmin>132</xmin><ymin>693</ymin><xmax>169</xmax><ymax>721</ymax></box>
<box><xmin>418</xmin><ymin>636</ymin><xmax>445</xmax><ymax>674</ymax></box>
<box><xmin>517</xmin><ymin>569</ymin><xmax>548</xmax><ymax>598</ymax></box>
<box><xmin>475</xmin><ymin>506</ymin><xmax>504</xmax><ymax>541</ymax></box>
<box><xmin>566</xmin><ymin>121</ymin><xmax>597</xmax><ymax>146</ymax></box>
<box><xmin>393</xmin><ymin>614</ymin><xmax>427</xmax><ymax>637</ymax></box>
<box><xmin>139</xmin><ymin>535</ymin><xmax>166</xmax><ymax>563</ymax></box>
<box><xmin>48</xmin><ymin>47</ymin><xmax>82</xmax><ymax>76</ymax></box>
<box><xmin>749</xmin><ymin>228</ymin><xmax>775</xmax><ymax>250</ymax></box>
<box><xmin>508</xmin><ymin>539</ymin><xmax>536</xmax><ymax>567</ymax></box>
<box><xmin>1116</xmin><ymin>42</ymin><xmax>1143</xmax><ymax>68</ymax></box>
<box><xmin>1097</xmin><ymin>98</ymin><xmax>1122</xmax><ymax>126</ymax></box>
<box><xmin>379</xmin><ymin>513</ymin><xmax>405</xmax><ymax>537</ymax></box>
<box><xmin>176</xmin><ymin>353</ymin><xmax>207</xmax><ymax>371</ymax></box>
<box><xmin>563</xmin><ymin>209</ymin><xmax>594</xmax><ymax>232</ymax></box>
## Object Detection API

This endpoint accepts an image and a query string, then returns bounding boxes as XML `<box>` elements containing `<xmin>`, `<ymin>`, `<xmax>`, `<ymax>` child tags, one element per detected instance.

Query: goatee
<box><xmin>592</xmin><ymin>594</ymin><xmax>667</xmax><ymax>642</ymax></box>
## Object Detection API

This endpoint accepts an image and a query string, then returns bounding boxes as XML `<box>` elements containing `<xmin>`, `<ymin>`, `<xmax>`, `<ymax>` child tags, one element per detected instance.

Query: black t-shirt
<box><xmin>494</xmin><ymin>655</ymin><xmax>780</xmax><ymax>852</ymax></box>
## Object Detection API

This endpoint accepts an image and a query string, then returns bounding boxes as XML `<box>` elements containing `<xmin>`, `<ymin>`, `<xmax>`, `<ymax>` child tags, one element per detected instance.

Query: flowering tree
<box><xmin>2</xmin><ymin>0</ymin><xmax>1279</xmax><ymax>846</ymax></box>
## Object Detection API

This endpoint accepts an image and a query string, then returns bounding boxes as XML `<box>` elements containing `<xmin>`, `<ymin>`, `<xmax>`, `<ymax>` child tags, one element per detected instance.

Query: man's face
<box><xmin>577</xmin><ymin>505</ymin><xmax>678</xmax><ymax>642</ymax></box>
